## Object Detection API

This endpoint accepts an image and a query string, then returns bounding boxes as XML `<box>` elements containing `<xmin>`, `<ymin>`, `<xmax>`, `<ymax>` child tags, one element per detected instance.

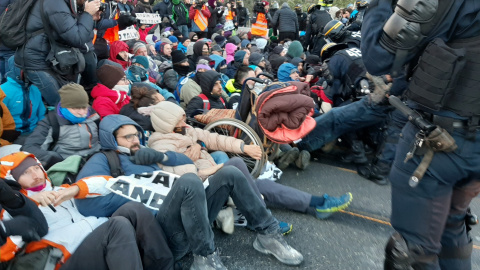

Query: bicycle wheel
<box><xmin>204</xmin><ymin>118</ymin><xmax>266</xmax><ymax>178</ymax></box>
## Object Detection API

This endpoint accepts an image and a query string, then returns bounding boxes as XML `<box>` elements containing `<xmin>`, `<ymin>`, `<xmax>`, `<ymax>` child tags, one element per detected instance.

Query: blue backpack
<box><xmin>174</xmin><ymin>71</ymin><xmax>196</xmax><ymax>103</ymax></box>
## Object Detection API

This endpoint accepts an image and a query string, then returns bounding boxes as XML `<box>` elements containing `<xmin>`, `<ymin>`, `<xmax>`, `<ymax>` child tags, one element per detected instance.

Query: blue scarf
<box><xmin>59</xmin><ymin>106</ymin><xmax>88</xmax><ymax>124</ymax></box>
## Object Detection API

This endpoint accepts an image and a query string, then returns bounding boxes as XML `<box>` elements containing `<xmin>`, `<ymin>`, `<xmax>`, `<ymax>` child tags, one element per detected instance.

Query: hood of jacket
<box><xmin>192</xmin><ymin>41</ymin><xmax>208</xmax><ymax>64</ymax></box>
<box><xmin>287</xmin><ymin>41</ymin><xmax>303</xmax><ymax>59</ymax></box>
<box><xmin>99</xmin><ymin>114</ymin><xmax>145</xmax><ymax>151</ymax></box>
<box><xmin>196</xmin><ymin>70</ymin><xmax>221</xmax><ymax>98</ymax></box>
<box><xmin>225</xmin><ymin>43</ymin><xmax>237</xmax><ymax>56</ymax></box>
<box><xmin>91</xmin><ymin>83</ymin><xmax>130</xmax><ymax>104</ymax></box>
<box><xmin>150</xmin><ymin>102</ymin><xmax>185</xmax><ymax>134</ymax></box>
<box><xmin>278</xmin><ymin>63</ymin><xmax>297</xmax><ymax>82</ymax></box>
<box><xmin>109</xmin><ymin>41</ymin><xmax>130</xmax><ymax>69</ymax></box>
<box><xmin>209</xmin><ymin>54</ymin><xmax>226</xmax><ymax>70</ymax></box>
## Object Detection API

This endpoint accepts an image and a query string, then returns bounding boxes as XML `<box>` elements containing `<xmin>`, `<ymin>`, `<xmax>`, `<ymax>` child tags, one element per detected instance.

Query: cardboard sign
<box><xmin>105</xmin><ymin>171</ymin><xmax>180</xmax><ymax>210</ymax></box>
<box><xmin>119</xmin><ymin>26</ymin><xmax>139</xmax><ymax>41</ymax></box>
<box><xmin>136</xmin><ymin>13</ymin><xmax>162</xmax><ymax>24</ymax></box>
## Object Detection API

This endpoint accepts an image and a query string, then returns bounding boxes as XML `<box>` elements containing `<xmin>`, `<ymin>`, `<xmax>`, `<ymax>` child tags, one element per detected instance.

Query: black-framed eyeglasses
<box><xmin>119</xmin><ymin>77</ymin><xmax>129</xmax><ymax>83</ymax></box>
<box><xmin>118</xmin><ymin>131</ymin><xmax>142</xmax><ymax>142</ymax></box>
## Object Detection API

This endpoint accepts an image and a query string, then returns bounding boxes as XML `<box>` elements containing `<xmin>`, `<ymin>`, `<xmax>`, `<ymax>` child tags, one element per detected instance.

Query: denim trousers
<box><xmin>156</xmin><ymin>168</ymin><xmax>278</xmax><ymax>260</ymax></box>
<box><xmin>297</xmin><ymin>96</ymin><xmax>392</xmax><ymax>152</ymax></box>
<box><xmin>177</xmin><ymin>25</ymin><xmax>189</xmax><ymax>39</ymax></box>
<box><xmin>389</xmin><ymin>122</ymin><xmax>480</xmax><ymax>270</ymax></box>
<box><xmin>25</xmin><ymin>70</ymin><xmax>62</xmax><ymax>106</ymax></box>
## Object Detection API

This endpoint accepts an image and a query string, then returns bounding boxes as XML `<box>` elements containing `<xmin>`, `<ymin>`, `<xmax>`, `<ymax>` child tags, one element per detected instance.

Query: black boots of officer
<box><xmin>357</xmin><ymin>160</ymin><xmax>390</xmax><ymax>185</ymax></box>
<box><xmin>341</xmin><ymin>140</ymin><xmax>368</xmax><ymax>164</ymax></box>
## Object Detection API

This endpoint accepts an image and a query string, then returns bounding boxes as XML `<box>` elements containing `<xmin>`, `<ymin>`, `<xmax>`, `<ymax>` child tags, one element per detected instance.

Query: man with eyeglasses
<box><xmin>73</xmin><ymin>114</ymin><xmax>304</xmax><ymax>269</ymax></box>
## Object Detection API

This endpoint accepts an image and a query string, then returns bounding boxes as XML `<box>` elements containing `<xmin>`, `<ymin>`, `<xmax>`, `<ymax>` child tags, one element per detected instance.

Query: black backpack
<box><xmin>0</xmin><ymin>0</ymin><xmax>40</xmax><ymax>49</ymax></box>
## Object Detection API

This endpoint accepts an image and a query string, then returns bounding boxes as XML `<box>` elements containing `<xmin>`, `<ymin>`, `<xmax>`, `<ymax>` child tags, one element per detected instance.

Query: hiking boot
<box><xmin>190</xmin><ymin>249</ymin><xmax>227</xmax><ymax>270</ymax></box>
<box><xmin>295</xmin><ymin>150</ymin><xmax>310</xmax><ymax>170</ymax></box>
<box><xmin>253</xmin><ymin>233</ymin><xmax>304</xmax><ymax>266</ymax></box>
<box><xmin>277</xmin><ymin>147</ymin><xmax>300</xmax><ymax>170</ymax></box>
<box><xmin>279</xmin><ymin>221</ymin><xmax>293</xmax><ymax>236</ymax></box>
<box><xmin>215</xmin><ymin>207</ymin><xmax>234</xmax><ymax>234</ymax></box>
<box><xmin>316</xmin><ymin>193</ymin><xmax>353</xmax><ymax>219</ymax></box>
<box><xmin>357</xmin><ymin>162</ymin><xmax>389</xmax><ymax>185</ymax></box>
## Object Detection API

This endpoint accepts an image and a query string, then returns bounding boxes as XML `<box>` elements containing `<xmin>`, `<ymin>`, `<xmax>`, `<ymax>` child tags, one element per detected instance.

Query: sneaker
<box><xmin>277</xmin><ymin>148</ymin><xmax>300</xmax><ymax>170</ymax></box>
<box><xmin>253</xmin><ymin>233</ymin><xmax>304</xmax><ymax>266</ymax></box>
<box><xmin>190</xmin><ymin>249</ymin><xmax>227</xmax><ymax>270</ymax></box>
<box><xmin>316</xmin><ymin>192</ymin><xmax>353</xmax><ymax>219</ymax></box>
<box><xmin>215</xmin><ymin>207</ymin><xmax>234</xmax><ymax>234</ymax></box>
<box><xmin>295</xmin><ymin>150</ymin><xmax>311</xmax><ymax>170</ymax></box>
<box><xmin>279</xmin><ymin>221</ymin><xmax>293</xmax><ymax>236</ymax></box>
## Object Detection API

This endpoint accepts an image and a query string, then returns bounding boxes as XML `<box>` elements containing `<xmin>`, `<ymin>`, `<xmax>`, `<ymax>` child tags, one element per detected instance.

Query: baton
<box><xmin>388</xmin><ymin>96</ymin><xmax>436</xmax><ymax>136</ymax></box>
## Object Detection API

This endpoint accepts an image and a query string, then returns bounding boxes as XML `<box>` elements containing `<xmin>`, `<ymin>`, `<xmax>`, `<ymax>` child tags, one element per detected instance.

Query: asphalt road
<box><xmin>178</xmin><ymin>157</ymin><xmax>480</xmax><ymax>269</ymax></box>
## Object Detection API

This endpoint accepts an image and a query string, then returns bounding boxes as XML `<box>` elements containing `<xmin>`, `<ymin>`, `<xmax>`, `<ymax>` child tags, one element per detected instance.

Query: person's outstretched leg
<box><xmin>61</xmin><ymin>216</ymin><xmax>143</xmax><ymax>270</ymax></box>
<box><xmin>112</xmin><ymin>202</ymin><xmax>174</xmax><ymax>270</ymax></box>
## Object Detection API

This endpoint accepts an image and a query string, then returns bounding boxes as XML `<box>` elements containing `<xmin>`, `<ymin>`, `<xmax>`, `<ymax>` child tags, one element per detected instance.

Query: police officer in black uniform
<box><xmin>295</xmin><ymin>5</ymin><xmax>307</xmax><ymax>32</ymax></box>
<box><xmin>323</xmin><ymin>19</ymin><xmax>362</xmax><ymax>48</ymax></box>
<box><xmin>304</xmin><ymin>0</ymin><xmax>332</xmax><ymax>55</ymax></box>
<box><xmin>361</xmin><ymin>0</ymin><xmax>480</xmax><ymax>269</ymax></box>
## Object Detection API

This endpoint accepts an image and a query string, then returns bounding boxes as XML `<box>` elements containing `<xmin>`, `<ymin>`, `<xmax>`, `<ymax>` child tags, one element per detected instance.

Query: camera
<box><xmin>99</xmin><ymin>2</ymin><xmax>108</xmax><ymax>12</ymax></box>
<box><xmin>196</xmin><ymin>1</ymin><xmax>205</xmax><ymax>9</ymax></box>
<box><xmin>253</xmin><ymin>0</ymin><xmax>265</xmax><ymax>13</ymax></box>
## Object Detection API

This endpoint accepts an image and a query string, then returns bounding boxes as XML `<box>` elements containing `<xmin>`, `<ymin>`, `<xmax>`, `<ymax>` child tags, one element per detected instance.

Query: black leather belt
<box><xmin>421</xmin><ymin>112</ymin><xmax>480</xmax><ymax>134</ymax></box>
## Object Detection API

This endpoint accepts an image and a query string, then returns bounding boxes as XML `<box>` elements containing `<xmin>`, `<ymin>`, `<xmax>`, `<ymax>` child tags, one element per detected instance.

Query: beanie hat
<box><xmin>151</xmin><ymin>102</ymin><xmax>186</xmax><ymax>134</ymax></box>
<box><xmin>97</xmin><ymin>64</ymin><xmax>126</xmax><ymax>89</ymax></box>
<box><xmin>234</xmin><ymin>50</ymin><xmax>247</xmax><ymax>63</ymax></box>
<box><xmin>11</xmin><ymin>157</ymin><xmax>38</xmax><ymax>181</ymax></box>
<box><xmin>173</xmin><ymin>30</ymin><xmax>183</xmax><ymax>38</ymax></box>
<box><xmin>211</xmin><ymin>44</ymin><xmax>223</xmax><ymax>52</ymax></box>
<box><xmin>59</xmin><ymin>83</ymin><xmax>89</xmax><ymax>108</ymax></box>
<box><xmin>273</xmin><ymin>45</ymin><xmax>284</xmax><ymax>54</ymax></box>
<box><xmin>255</xmin><ymin>38</ymin><xmax>268</xmax><ymax>50</ymax></box>
<box><xmin>172</xmin><ymin>50</ymin><xmax>188</xmax><ymax>65</ymax></box>
<box><xmin>196</xmin><ymin>58</ymin><xmax>212</xmax><ymax>71</ymax></box>
<box><xmin>287</xmin><ymin>40</ymin><xmax>304</xmax><ymax>59</ymax></box>
<box><xmin>290</xmin><ymin>57</ymin><xmax>304</xmax><ymax>68</ymax></box>
<box><xmin>155</xmin><ymin>41</ymin><xmax>163</xmax><ymax>52</ymax></box>
<box><xmin>224</xmin><ymin>31</ymin><xmax>233</xmax><ymax>39</ymax></box>
<box><xmin>131</xmin><ymin>55</ymin><xmax>149</xmax><ymax>69</ymax></box>
<box><xmin>145</xmin><ymin>34</ymin><xmax>158</xmax><ymax>45</ymax></box>
<box><xmin>241</xmin><ymin>39</ymin><xmax>250</xmax><ymax>49</ymax></box>
<box><xmin>168</xmin><ymin>35</ymin><xmax>179</xmax><ymax>43</ymax></box>
<box><xmin>132</xmin><ymin>42</ymin><xmax>147</xmax><ymax>55</ymax></box>
<box><xmin>249</xmin><ymin>52</ymin><xmax>264</xmax><ymax>66</ymax></box>
<box><xmin>214</xmin><ymin>35</ymin><xmax>226</xmax><ymax>47</ymax></box>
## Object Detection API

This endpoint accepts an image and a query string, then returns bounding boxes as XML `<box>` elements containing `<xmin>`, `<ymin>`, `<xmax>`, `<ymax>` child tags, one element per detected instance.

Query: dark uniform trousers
<box><xmin>390</xmin><ymin>122</ymin><xmax>480</xmax><ymax>270</ymax></box>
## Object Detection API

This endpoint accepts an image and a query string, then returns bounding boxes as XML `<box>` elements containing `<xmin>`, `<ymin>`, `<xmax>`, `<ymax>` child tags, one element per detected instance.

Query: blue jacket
<box><xmin>1</xmin><ymin>58</ymin><xmax>45</xmax><ymax>134</ymax></box>
<box><xmin>75</xmin><ymin>114</ymin><xmax>193</xmax><ymax>217</ymax></box>
<box><xmin>277</xmin><ymin>63</ymin><xmax>298</xmax><ymax>82</ymax></box>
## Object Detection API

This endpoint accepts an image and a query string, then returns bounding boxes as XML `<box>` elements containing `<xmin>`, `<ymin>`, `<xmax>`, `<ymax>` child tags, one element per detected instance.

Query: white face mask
<box><xmin>112</xmin><ymin>84</ymin><xmax>130</xmax><ymax>93</ymax></box>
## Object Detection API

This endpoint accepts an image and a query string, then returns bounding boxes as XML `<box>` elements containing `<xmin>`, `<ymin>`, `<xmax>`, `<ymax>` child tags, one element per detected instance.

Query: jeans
<box><xmin>156</xmin><ymin>167</ymin><xmax>279</xmax><ymax>260</ymax></box>
<box><xmin>62</xmin><ymin>202</ymin><xmax>174</xmax><ymax>270</ymax></box>
<box><xmin>210</xmin><ymin>151</ymin><xmax>230</xmax><ymax>165</ymax></box>
<box><xmin>297</xmin><ymin>96</ymin><xmax>392</xmax><ymax>152</ymax></box>
<box><xmin>177</xmin><ymin>25</ymin><xmax>189</xmax><ymax>39</ymax></box>
<box><xmin>389</xmin><ymin>122</ymin><xmax>480</xmax><ymax>270</ymax></box>
<box><xmin>25</xmin><ymin>70</ymin><xmax>62</xmax><ymax>106</ymax></box>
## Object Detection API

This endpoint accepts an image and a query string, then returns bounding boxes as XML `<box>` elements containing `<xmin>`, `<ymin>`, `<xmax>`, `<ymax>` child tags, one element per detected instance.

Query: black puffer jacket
<box><xmin>0</xmin><ymin>0</ymin><xmax>14</xmax><ymax>52</ymax></box>
<box><xmin>134</xmin><ymin>1</ymin><xmax>154</xmax><ymax>13</ymax></box>
<box><xmin>172</xmin><ymin>3</ymin><xmax>189</xmax><ymax>26</ymax></box>
<box><xmin>14</xmin><ymin>0</ymin><xmax>94</xmax><ymax>70</ymax></box>
<box><xmin>153</xmin><ymin>0</ymin><xmax>172</xmax><ymax>20</ymax></box>
<box><xmin>272</xmin><ymin>4</ymin><xmax>298</xmax><ymax>33</ymax></box>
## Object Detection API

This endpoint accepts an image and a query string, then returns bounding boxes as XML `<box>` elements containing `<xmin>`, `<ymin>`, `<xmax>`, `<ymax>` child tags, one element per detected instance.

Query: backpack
<box><xmin>198</xmin><ymin>93</ymin><xmax>226</xmax><ymax>110</ymax></box>
<box><xmin>0</xmin><ymin>0</ymin><xmax>40</xmax><ymax>49</ymax></box>
<box><xmin>174</xmin><ymin>72</ymin><xmax>196</xmax><ymax>103</ymax></box>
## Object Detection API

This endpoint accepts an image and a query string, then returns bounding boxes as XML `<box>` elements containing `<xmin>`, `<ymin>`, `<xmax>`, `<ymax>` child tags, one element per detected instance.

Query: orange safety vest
<box><xmin>251</xmin><ymin>13</ymin><xmax>268</xmax><ymax>37</ymax></box>
<box><xmin>104</xmin><ymin>12</ymin><xmax>120</xmax><ymax>43</ymax></box>
<box><xmin>194</xmin><ymin>6</ymin><xmax>208</xmax><ymax>31</ymax></box>
<box><xmin>226</xmin><ymin>10</ymin><xmax>234</xmax><ymax>21</ymax></box>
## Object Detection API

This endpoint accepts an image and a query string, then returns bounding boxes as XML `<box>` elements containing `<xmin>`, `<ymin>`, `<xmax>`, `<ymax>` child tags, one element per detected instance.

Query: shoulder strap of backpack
<box><xmin>47</xmin><ymin>111</ymin><xmax>60</xmax><ymax>151</ymax></box>
<box><xmin>101</xmin><ymin>150</ymin><xmax>125</xmax><ymax>178</ymax></box>
<box><xmin>198</xmin><ymin>93</ymin><xmax>210</xmax><ymax>110</ymax></box>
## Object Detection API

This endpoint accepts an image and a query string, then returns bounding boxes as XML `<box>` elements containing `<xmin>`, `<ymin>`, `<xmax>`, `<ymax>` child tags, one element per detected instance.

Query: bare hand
<box><xmin>305</xmin><ymin>74</ymin><xmax>314</xmax><ymax>83</ymax></box>
<box><xmin>243</xmin><ymin>145</ymin><xmax>262</xmax><ymax>160</ymax></box>
<box><xmin>92</xmin><ymin>10</ymin><xmax>102</xmax><ymax>21</ymax></box>
<box><xmin>30</xmin><ymin>191</ymin><xmax>58</xmax><ymax>207</ymax></box>
<box><xmin>84</xmin><ymin>0</ymin><xmax>100</xmax><ymax>16</ymax></box>
<box><xmin>185</xmin><ymin>143</ymin><xmax>202</xmax><ymax>161</ymax></box>
<box><xmin>54</xmin><ymin>186</ymin><xmax>80</xmax><ymax>206</ymax></box>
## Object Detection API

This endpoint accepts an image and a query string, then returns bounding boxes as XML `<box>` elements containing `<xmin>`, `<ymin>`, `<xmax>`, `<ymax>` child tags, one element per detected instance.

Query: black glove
<box><xmin>117</xmin><ymin>14</ymin><xmax>137</xmax><ymax>30</ymax></box>
<box><xmin>0</xmin><ymin>180</ymin><xmax>24</xmax><ymax>209</ymax></box>
<box><xmin>131</xmin><ymin>148</ymin><xmax>165</xmax><ymax>165</ymax></box>
<box><xmin>0</xmin><ymin>216</ymin><xmax>42</xmax><ymax>242</ymax></box>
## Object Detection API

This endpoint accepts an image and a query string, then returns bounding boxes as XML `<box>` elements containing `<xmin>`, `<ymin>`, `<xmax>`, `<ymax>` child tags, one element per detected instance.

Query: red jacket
<box><xmin>91</xmin><ymin>84</ymin><xmax>131</xmax><ymax>119</ymax></box>
<box><xmin>138</xmin><ymin>24</ymin><xmax>158</xmax><ymax>42</ymax></box>
<box><xmin>188</xmin><ymin>5</ymin><xmax>211</xmax><ymax>20</ymax></box>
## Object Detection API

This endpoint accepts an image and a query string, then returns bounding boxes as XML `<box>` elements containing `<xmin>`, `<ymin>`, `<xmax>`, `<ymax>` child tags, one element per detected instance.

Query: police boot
<box><xmin>341</xmin><ymin>141</ymin><xmax>368</xmax><ymax>164</ymax></box>
<box><xmin>357</xmin><ymin>161</ymin><xmax>390</xmax><ymax>185</ymax></box>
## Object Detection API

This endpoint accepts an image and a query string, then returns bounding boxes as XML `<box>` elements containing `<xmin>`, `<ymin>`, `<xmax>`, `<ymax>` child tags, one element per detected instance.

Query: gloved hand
<box><xmin>0</xmin><ymin>180</ymin><xmax>24</xmax><ymax>209</ymax></box>
<box><xmin>131</xmin><ymin>148</ymin><xmax>165</xmax><ymax>165</ymax></box>
<box><xmin>117</xmin><ymin>14</ymin><xmax>137</xmax><ymax>30</ymax></box>
<box><xmin>366</xmin><ymin>72</ymin><xmax>392</xmax><ymax>105</ymax></box>
<box><xmin>0</xmin><ymin>216</ymin><xmax>42</xmax><ymax>242</ymax></box>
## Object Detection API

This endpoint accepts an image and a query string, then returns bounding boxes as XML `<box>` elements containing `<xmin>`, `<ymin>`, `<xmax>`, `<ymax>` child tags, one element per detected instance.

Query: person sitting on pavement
<box><xmin>92</xmin><ymin>64</ymin><xmax>131</xmax><ymax>119</ymax></box>
<box><xmin>21</xmin><ymin>84</ymin><xmax>100</xmax><ymax>169</ymax></box>
<box><xmin>0</xmin><ymin>89</ymin><xmax>20</xmax><ymax>147</ymax></box>
<box><xmin>1</xmin><ymin>56</ymin><xmax>45</xmax><ymax>141</ymax></box>
<box><xmin>131</xmin><ymin>42</ymin><xmax>165</xmax><ymax>85</ymax></box>
<box><xmin>109</xmin><ymin>40</ymin><xmax>130</xmax><ymax>70</ymax></box>
<box><xmin>185</xmin><ymin>70</ymin><xmax>227</xmax><ymax>117</ymax></box>
<box><xmin>177</xmin><ymin>37</ymin><xmax>190</xmax><ymax>54</ymax></box>
<box><xmin>249</xmin><ymin>52</ymin><xmax>267</xmax><ymax>76</ymax></box>
<box><xmin>126</xmin><ymin>56</ymin><xmax>176</xmax><ymax>102</ymax></box>
<box><xmin>149</xmin><ymin>101</ymin><xmax>353</xmax><ymax>231</ymax></box>
<box><xmin>225</xmin><ymin>50</ymin><xmax>250</xmax><ymax>78</ymax></box>
<box><xmin>73</xmin><ymin>114</ymin><xmax>305</xmax><ymax>269</ymax></box>
<box><xmin>0</xmin><ymin>152</ymin><xmax>175</xmax><ymax>269</ymax></box>
<box><xmin>277</xmin><ymin>63</ymin><xmax>301</xmax><ymax>82</ymax></box>
<box><xmin>120</xmin><ymin>83</ymin><xmax>166</xmax><ymax>132</ymax></box>
<box><xmin>225</xmin><ymin>43</ymin><xmax>237</xmax><ymax>65</ymax></box>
